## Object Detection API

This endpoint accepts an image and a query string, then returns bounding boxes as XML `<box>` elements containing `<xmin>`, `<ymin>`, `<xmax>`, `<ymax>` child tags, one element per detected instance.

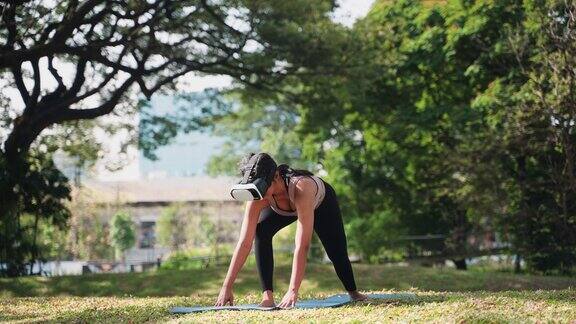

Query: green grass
<box><xmin>1</xmin><ymin>263</ymin><xmax>575</xmax><ymax>323</ymax></box>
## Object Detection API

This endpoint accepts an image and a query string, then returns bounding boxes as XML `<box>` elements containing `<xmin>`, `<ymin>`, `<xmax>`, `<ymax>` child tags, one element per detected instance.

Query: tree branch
<box><xmin>64</xmin><ymin>68</ymin><xmax>118</xmax><ymax>106</ymax></box>
<box><xmin>11</xmin><ymin>63</ymin><xmax>30</xmax><ymax>104</ymax></box>
<box><xmin>50</xmin><ymin>0</ymin><xmax>104</xmax><ymax>44</ymax></box>
<box><xmin>60</xmin><ymin>75</ymin><xmax>137</xmax><ymax>121</ymax></box>
<box><xmin>60</xmin><ymin>45</ymin><xmax>131</xmax><ymax>106</ymax></box>
<box><xmin>29</xmin><ymin>57</ymin><xmax>41</xmax><ymax>107</ymax></box>
<box><xmin>64</xmin><ymin>57</ymin><xmax>88</xmax><ymax>100</ymax></box>
<box><xmin>47</xmin><ymin>55</ymin><xmax>65</xmax><ymax>91</ymax></box>
<box><xmin>64</xmin><ymin>46</ymin><xmax>138</xmax><ymax>74</ymax></box>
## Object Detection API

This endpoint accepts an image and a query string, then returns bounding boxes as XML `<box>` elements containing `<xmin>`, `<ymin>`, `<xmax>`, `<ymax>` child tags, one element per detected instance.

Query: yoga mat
<box><xmin>170</xmin><ymin>293</ymin><xmax>417</xmax><ymax>314</ymax></box>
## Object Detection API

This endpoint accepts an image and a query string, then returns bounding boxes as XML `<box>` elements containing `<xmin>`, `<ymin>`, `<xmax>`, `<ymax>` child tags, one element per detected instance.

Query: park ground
<box><xmin>1</xmin><ymin>262</ymin><xmax>575</xmax><ymax>323</ymax></box>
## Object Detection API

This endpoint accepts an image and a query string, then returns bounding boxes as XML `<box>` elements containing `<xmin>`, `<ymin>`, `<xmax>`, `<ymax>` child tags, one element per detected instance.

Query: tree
<box><xmin>292</xmin><ymin>0</ymin><xmax>478</xmax><ymax>265</ymax></box>
<box><xmin>0</xmin><ymin>0</ymin><xmax>341</xmax><ymax>275</ymax></box>
<box><xmin>0</xmin><ymin>122</ymin><xmax>106</xmax><ymax>276</ymax></box>
<box><xmin>157</xmin><ymin>203</ymin><xmax>189</xmax><ymax>250</ymax></box>
<box><xmin>473</xmin><ymin>0</ymin><xmax>576</xmax><ymax>273</ymax></box>
<box><xmin>335</xmin><ymin>0</ymin><xmax>576</xmax><ymax>273</ymax></box>
<box><xmin>0</xmin><ymin>147</ymin><xmax>71</xmax><ymax>276</ymax></box>
<box><xmin>66</xmin><ymin>186</ymin><xmax>115</xmax><ymax>261</ymax></box>
<box><xmin>109</xmin><ymin>211</ymin><xmax>136</xmax><ymax>262</ymax></box>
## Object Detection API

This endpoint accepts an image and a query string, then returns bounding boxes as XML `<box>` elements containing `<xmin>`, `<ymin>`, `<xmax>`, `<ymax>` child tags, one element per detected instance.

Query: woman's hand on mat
<box><xmin>214</xmin><ymin>287</ymin><xmax>234</xmax><ymax>306</ymax></box>
<box><xmin>278</xmin><ymin>290</ymin><xmax>298</xmax><ymax>309</ymax></box>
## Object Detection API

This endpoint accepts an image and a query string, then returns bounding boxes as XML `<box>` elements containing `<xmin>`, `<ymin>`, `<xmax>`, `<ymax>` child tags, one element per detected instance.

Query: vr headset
<box><xmin>230</xmin><ymin>178</ymin><xmax>269</xmax><ymax>201</ymax></box>
<box><xmin>229</xmin><ymin>154</ymin><xmax>276</xmax><ymax>201</ymax></box>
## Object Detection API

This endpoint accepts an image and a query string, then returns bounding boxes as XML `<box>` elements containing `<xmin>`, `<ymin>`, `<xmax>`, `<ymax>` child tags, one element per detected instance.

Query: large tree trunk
<box><xmin>514</xmin><ymin>255</ymin><xmax>522</xmax><ymax>273</ymax></box>
<box><xmin>1</xmin><ymin>129</ymin><xmax>37</xmax><ymax>277</ymax></box>
<box><xmin>0</xmin><ymin>204</ymin><xmax>21</xmax><ymax>277</ymax></box>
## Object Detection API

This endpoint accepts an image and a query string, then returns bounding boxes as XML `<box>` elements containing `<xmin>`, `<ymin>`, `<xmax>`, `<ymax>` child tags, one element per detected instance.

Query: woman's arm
<box><xmin>278</xmin><ymin>179</ymin><xmax>316</xmax><ymax>308</ymax></box>
<box><xmin>216</xmin><ymin>200</ymin><xmax>265</xmax><ymax>306</ymax></box>
<box><xmin>222</xmin><ymin>199</ymin><xmax>266</xmax><ymax>288</ymax></box>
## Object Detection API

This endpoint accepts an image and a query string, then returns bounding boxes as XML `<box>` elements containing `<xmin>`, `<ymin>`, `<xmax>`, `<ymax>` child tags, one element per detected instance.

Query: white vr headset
<box><xmin>230</xmin><ymin>178</ymin><xmax>268</xmax><ymax>201</ymax></box>
<box><xmin>230</xmin><ymin>177</ymin><xmax>270</xmax><ymax>201</ymax></box>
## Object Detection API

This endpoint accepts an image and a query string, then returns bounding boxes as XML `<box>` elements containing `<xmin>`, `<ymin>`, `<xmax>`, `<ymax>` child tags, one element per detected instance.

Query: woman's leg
<box><xmin>254</xmin><ymin>207</ymin><xmax>297</xmax><ymax>292</ymax></box>
<box><xmin>313</xmin><ymin>181</ymin><xmax>358</xmax><ymax>292</ymax></box>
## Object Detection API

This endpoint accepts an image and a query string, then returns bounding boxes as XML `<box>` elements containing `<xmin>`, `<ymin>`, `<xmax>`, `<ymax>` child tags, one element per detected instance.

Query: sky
<box><xmin>332</xmin><ymin>0</ymin><xmax>376</xmax><ymax>27</ymax></box>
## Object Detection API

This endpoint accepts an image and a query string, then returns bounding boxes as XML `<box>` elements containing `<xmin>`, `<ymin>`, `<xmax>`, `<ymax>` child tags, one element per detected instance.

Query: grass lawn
<box><xmin>1</xmin><ymin>262</ymin><xmax>575</xmax><ymax>323</ymax></box>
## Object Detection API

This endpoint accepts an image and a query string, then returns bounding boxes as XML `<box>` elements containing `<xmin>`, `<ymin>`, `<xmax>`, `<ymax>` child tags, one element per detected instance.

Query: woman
<box><xmin>214</xmin><ymin>152</ymin><xmax>367</xmax><ymax>308</ymax></box>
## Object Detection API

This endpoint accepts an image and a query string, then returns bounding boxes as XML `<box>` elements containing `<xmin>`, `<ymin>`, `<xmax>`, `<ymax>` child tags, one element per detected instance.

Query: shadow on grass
<box><xmin>500</xmin><ymin>289</ymin><xmax>576</xmax><ymax>303</ymax></box>
<box><xmin>302</xmin><ymin>263</ymin><xmax>576</xmax><ymax>293</ymax></box>
<box><xmin>0</xmin><ymin>269</ymin><xmax>219</xmax><ymax>297</ymax></box>
<box><xmin>1</xmin><ymin>263</ymin><xmax>575</xmax><ymax>298</ymax></box>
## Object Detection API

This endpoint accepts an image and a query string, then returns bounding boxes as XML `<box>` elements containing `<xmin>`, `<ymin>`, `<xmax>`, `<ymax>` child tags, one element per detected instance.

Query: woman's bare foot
<box><xmin>259</xmin><ymin>290</ymin><xmax>275</xmax><ymax>307</ymax></box>
<box><xmin>259</xmin><ymin>299</ymin><xmax>275</xmax><ymax>307</ymax></box>
<box><xmin>348</xmin><ymin>290</ymin><xmax>368</xmax><ymax>302</ymax></box>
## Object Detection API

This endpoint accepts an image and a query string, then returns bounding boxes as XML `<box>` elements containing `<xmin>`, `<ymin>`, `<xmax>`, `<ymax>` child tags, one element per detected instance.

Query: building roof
<box><xmin>78</xmin><ymin>176</ymin><xmax>239</xmax><ymax>203</ymax></box>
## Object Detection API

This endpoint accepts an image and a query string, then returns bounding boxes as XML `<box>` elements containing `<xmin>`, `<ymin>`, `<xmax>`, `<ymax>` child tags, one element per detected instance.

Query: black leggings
<box><xmin>254</xmin><ymin>180</ymin><xmax>357</xmax><ymax>292</ymax></box>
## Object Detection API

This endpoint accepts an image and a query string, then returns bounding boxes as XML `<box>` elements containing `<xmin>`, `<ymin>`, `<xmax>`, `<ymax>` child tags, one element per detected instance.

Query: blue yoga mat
<box><xmin>170</xmin><ymin>293</ymin><xmax>417</xmax><ymax>314</ymax></box>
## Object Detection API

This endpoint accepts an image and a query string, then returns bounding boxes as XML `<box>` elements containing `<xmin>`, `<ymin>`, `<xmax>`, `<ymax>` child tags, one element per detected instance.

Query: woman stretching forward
<box><xmin>215</xmin><ymin>152</ymin><xmax>366</xmax><ymax>308</ymax></box>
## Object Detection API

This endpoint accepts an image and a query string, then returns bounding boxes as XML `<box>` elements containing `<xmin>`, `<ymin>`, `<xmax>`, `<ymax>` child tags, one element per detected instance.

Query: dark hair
<box><xmin>237</xmin><ymin>153</ymin><xmax>314</xmax><ymax>188</ymax></box>
<box><xmin>277</xmin><ymin>164</ymin><xmax>313</xmax><ymax>177</ymax></box>
<box><xmin>277</xmin><ymin>163</ymin><xmax>314</xmax><ymax>188</ymax></box>
<box><xmin>237</xmin><ymin>152</ymin><xmax>277</xmax><ymax>186</ymax></box>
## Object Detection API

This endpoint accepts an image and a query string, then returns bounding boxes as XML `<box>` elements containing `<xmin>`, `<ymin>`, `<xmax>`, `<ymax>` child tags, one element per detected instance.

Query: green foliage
<box><xmin>198</xmin><ymin>215</ymin><xmax>217</xmax><ymax>245</ymax></box>
<box><xmin>0</xmin><ymin>149</ymin><xmax>71</xmax><ymax>276</ymax></box>
<box><xmin>31</xmin><ymin>214</ymin><xmax>70</xmax><ymax>261</ymax></box>
<box><xmin>205</xmin><ymin>142</ymin><xmax>246</xmax><ymax>176</ymax></box>
<box><xmin>493</xmin><ymin>0</ymin><xmax>576</xmax><ymax>274</ymax></box>
<box><xmin>156</xmin><ymin>203</ymin><xmax>189</xmax><ymax>250</ymax></box>
<box><xmin>200</xmin><ymin>0</ymin><xmax>576</xmax><ymax>275</ymax></box>
<box><xmin>203</xmin><ymin>91</ymin><xmax>318</xmax><ymax>175</ymax></box>
<box><xmin>65</xmin><ymin>190</ymin><xmax>115</xmax><ymax>261</ymax></box>
<box><xmin>0</xmin><ymin>119</ymin><xmax>114</xmax><ymax>276</ymax></box>
<box><xmin>76</xmin><ymin>217</ymin><xmax>114</xmax><ymax>261</ymax></box>
<box><xmin>109</xmin><ymin>212</ymin><xmax>136</xmax><ymax>261</ymax></box>
<box><xmin>156</xmin><ymin>202</ymin><xmax>237</xmax><ymax>254</ymax></box>
<box><xmin>347</xmin><ymin>210</ymin><xmax>405</xmax><ymax>263</ymax></box>
<box><xmin>295</xmin><ymin>0</ymin><xmax>473</xmax><ymax>261</ymax></box>
<box><xmin>333</xmin><ymin>0</ymin><xmax>576</xmax><ymax>273</ymax></box>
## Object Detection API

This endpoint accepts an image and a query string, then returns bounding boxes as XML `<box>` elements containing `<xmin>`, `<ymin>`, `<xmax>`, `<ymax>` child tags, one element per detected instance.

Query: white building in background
<box><xmin>80</xmin><ymin>176</ymin><xmax>243</xmax><ymax>263</ymax></box>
